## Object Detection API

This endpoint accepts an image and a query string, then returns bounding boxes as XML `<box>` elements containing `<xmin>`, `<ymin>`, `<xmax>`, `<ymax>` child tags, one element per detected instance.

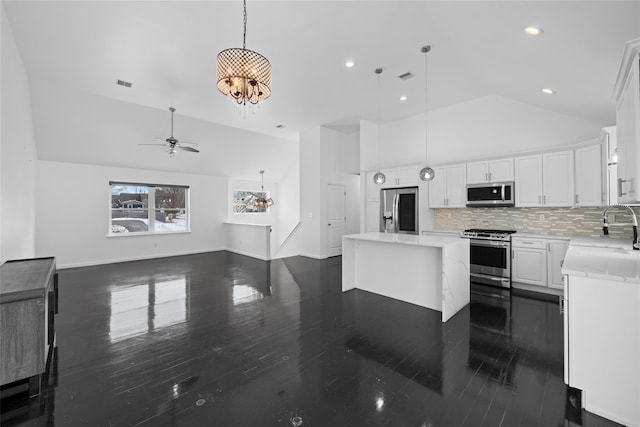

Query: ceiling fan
<box><xmin>140</xmin><ymin>107</ymin><xmax>199</xmax><ymax>156</ymax></box>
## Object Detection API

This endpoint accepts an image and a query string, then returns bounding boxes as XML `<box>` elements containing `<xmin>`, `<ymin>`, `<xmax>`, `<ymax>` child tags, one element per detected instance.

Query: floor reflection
<box><xmin>109</xmin><ymin>275</ymin><xmax>188</xmax><ymax>342</ymax></box>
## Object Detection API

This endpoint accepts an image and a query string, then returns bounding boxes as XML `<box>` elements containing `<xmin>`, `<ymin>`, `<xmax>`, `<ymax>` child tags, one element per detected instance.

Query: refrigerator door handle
<box><xmin>393</xmin><ymin>194</ymin><xmax>399</xmax><ymax>233</ymax></box>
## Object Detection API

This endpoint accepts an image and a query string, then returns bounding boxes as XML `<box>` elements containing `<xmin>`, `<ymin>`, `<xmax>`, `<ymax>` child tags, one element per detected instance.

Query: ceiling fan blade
<box><xmin>138</xmin><ymin>143</ymin><xmax>166</xmax><ymax>146</ymax></box>
<box><xmin>177</xmin><ymin>141</ymin><xmax>199</xmax><ymax>146</ymax></box>
<box><xmin>154</xmin><ymin>137</ymin><xmax>167</xmax><ymax>142</ymax></box>
<box><xmin>178</xmin><ymin>146</ymin><xmax>200</xmax><ymax>153</ymax></box>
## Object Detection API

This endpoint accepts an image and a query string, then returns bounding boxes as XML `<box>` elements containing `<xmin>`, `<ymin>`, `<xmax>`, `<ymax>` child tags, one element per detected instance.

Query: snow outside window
<box><xmin>109</xmin><ymin>182</ymin><xmax>190</xmax><ymax>235</ymax></box>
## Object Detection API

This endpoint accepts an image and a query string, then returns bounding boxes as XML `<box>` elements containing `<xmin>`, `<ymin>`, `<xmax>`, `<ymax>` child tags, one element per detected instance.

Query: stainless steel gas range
<box><xmin>460</xmin><ymin>228</ymin><xmax>517</xmax><ymax>288</ymax></box>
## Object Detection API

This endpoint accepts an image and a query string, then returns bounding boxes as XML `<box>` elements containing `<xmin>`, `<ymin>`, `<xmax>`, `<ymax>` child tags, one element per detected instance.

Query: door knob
<box><xmin>328</xmin><ymin>223</ymin><xmax>332</xmax><ymax>226</ymax></box>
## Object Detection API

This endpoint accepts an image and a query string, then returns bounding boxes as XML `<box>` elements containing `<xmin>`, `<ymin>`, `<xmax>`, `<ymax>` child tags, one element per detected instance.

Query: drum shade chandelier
<box><xmin>216</xmin><ymin>0</ymin><xmax>272</xmax><ymax>106</ymax></box>
<box><xmin>254</xmin><ymin>170</ymin><xmax>274</xmax><ymax>209</ymax></box>
<box><xmin>419</xmin><ymin>45</ymin><xmax>435</xmax><ymax>181</ymax></box>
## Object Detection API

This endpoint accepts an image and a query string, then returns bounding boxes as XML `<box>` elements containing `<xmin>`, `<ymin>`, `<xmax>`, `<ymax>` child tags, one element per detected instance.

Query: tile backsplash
<box><xmin>434</xmin><ymin>206</ymin><xmax>640</xmax><ymax>238</ymax></box>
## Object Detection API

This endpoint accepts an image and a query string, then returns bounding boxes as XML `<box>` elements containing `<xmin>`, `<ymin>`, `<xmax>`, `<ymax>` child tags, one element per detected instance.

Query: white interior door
<box><xmin>327</xmin><ymin>184</ymin><xmax>346</xmax><ymax>257</ymax></box>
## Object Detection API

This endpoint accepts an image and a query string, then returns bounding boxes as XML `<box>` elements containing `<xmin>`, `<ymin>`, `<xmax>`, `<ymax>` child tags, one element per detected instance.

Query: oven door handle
<box><xmin>471</xmin><ymin>239</ymin><xmax>510</xmax><ymax>248</ymax></box>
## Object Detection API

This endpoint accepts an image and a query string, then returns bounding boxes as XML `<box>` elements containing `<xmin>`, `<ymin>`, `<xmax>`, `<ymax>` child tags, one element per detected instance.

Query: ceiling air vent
<box><xmin>398</xmin><ymin>72</ymin><xmax>414</xmax><ymax>81</ymax></box>
<box><xmin>116</xmin><ymin>79</ymin><xmax>133</xmax><ymax>88</ymax></box>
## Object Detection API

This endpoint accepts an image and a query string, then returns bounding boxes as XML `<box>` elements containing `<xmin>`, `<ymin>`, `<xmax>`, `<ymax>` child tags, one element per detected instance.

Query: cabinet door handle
<box><xmin>575</xmin><ymin>194</ymin><xmax>579</xmax><ymax>204</ymax></box>
<box><xmin>543</xmin><ymin>195</ymin><xmax>547</xmax><ymax>204</ymax></box>
<box><xmin>559</xmin><ymin>296</ymin><xmax>565</xmax><ymax>315</ymax></box>
<box><xmin>538</xmin><ymin>195</ymin><xmax>542</xmax><ymax>204</ymax></box>
<box><xmin>484</xmin><ymin>172</ymin><xmax>488</xmax><ymax>181</ymax></box>
<box><xmin>618</xmin><ymin>178</ymin><xmax>629</xmax><ymax>197</ymax></box>
<box><xmin>488</xmin><ymin>172</ymin><xmax>492</xmax><ymax>181</ymax></box>
<box><xmin>547</xmin><ymin>243</ymin><xmax>550</xmax><ymax>251</ymax></box>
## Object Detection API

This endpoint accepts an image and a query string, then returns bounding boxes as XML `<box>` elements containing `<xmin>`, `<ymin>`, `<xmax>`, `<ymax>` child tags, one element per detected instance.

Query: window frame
<box><xmin>108</xmin><ymin>181</ymin><xmax>190</xmax><ymax>236</ymax></box>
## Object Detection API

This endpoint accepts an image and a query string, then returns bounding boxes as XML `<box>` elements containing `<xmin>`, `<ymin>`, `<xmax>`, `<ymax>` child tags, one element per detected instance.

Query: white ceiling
<box><xmin>3</xmin><ymin>1</ymin><xmax>640</xmax><ymax>176</ymax></box>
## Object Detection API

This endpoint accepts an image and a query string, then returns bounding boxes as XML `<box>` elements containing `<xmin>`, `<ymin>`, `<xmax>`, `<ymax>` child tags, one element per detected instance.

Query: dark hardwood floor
<box><xmin>1</xmin><ymin>251</ymin><xmax>622</xmax><ymax>426</ymax></box>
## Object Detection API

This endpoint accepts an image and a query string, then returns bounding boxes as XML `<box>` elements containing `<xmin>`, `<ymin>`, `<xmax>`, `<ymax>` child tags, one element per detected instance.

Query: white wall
<box><xmin>295</xmin><ymin>127</ymin><xmax>322</xmax><ymax>258</ymax></box>
<box><xmin>1</xmin><ymin>6</ymin><xmax>37</xmax><ymax>263</ymax></box>
<box><xmin>36</xmin><ymin>160</ymin><xmax>227</xmax><ymax>268</ymax></box>
<box><xmin>360</xmin><ymin>94</ymin><xmax>605</xmax><ymax>171</ymax></box>
<box><xmin>290</xmin><ymin>126</ymin><xmax>360</xmax><ymax>259</ymax></box>
<box><xmin>273</xmin><ymin>161</ymin><xmax>301</xmax><ymax>259</ymax></box>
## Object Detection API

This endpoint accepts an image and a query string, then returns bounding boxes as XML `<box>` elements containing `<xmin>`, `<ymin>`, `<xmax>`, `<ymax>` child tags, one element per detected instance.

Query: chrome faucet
<box><xmin>602</xmin><ymin>204</ymin><xmax>639</xmax><ymax>250</ymax></box>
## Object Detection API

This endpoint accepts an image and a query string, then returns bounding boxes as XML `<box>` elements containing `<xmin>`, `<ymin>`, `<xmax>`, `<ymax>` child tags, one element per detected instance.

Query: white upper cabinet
<box><xmin>380</xmin><ymin>166</ymin><xmax>419</xmax><ymax>188</ymax></box>
<box><xmin>428</xmin><ymin>164</ymin><xmax>466</xmax><ymax>208</ymax></box>
<box><xmin>543</xmin><ymin>150</ymin><xmax>575</xmax><ymax>207</ymax></box>
<box><xmin>446</xmin><ymin>164</ymin><xmax>467</xmax><ymax>207</ymax></box>
<box><xmin>575</xmin><ymin>143</ymin><xmax>606</xmax><ymax>206</ymax></box>
<box><xmin>428</xmin><ymin>166</ymin><xmax>447</xmax><ymax>208</ymax></box>
<box><xmin>515</xmin><ymin>152</ymin><xmax>575</xmax><ymax>207</ymax></box>
<box><xmin>515</xmin><ymin>155</ymin><xmax>543</xmax><ymax>206</ymax></box>
<box><xmin>613</xmin><ymin>42</ymin><xmax>640</xmax><ymax>204</ymax></box>
<box><xmin>466</xmin><ymin>158</ymin><xmax>514</xmax><ymax>184</ymax></box>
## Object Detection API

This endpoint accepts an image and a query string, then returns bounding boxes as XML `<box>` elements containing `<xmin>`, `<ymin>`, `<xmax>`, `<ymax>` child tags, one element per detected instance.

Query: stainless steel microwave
<box><xmin>466</xmin><ymin>181</ymin><xmax>515</xmax><ymax>207</ymax></box>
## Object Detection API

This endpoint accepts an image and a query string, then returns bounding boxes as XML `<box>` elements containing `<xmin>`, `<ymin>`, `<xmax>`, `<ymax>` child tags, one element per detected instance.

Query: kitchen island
<box><xmin>342</xmin><ymin>232</ymin><xmax>470</xmax><ymax>322</ymax></box>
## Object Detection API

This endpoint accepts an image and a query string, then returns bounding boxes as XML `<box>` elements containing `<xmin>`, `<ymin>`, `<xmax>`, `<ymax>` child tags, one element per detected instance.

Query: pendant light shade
<box><xmin>373</xmin><ymin>67</ymin><xmax>386</xmax><ymax>185</ymax></box>
<box><xmin>419</xmin><ymin>45</ymin><xmax>435</xmax><ymax>182</ymax></box>
<box><xmin>216</xmin><ymin>0</ymin><xmax>271</xmax><ymax>107</ymax></box>
<box><xmin>254</xmin><ymin>170</ymin><xmax>274</xmax><ymax>208</ymax></box>
<box><xmin>373</xmin><ymin>171</ymin><xmax>386</xmax><ymax>185</ymax></box>
<box><xmin>419</xmin><ymin>167</ymin><xmax>435</xmax><ymax>181</ymax></box>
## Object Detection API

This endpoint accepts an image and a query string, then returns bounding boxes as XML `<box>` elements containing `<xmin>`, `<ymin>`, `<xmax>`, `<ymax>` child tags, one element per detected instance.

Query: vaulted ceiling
<box><xmin>3</xmin><ymin>1</ymin><xmax>640</xmax><ymax>178</ymax></box>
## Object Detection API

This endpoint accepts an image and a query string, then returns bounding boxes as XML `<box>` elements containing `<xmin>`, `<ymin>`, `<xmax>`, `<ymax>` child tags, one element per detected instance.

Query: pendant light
<box><xmin>419</xmin><ymin>45</ymin><xmax>435</xmax><ymax>181</ymax></box>
<box><xmin>216</xmin><ymin>0</ymin><xmax>272</xmax><ymax>107</ymax></box>
<box><xmin>254</xmin><ymin>170</ymin><xmax>274</xmax><ymax>209</ymax></box>
<box><xmin>373</xmin><ymin>67</ymin><xmax>386</xmax><ymax>185</ymax></box>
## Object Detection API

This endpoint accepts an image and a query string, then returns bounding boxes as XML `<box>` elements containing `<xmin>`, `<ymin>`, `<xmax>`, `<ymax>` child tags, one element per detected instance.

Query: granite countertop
<box><xmin>344</xmin><ymin>232</ymin><xmax>467</xmax><ymax>248</ymax></box>
<box><xmin>562</xmin><ymin>238</ymin><xmax>640</xmax><ymax>284</ymax></box>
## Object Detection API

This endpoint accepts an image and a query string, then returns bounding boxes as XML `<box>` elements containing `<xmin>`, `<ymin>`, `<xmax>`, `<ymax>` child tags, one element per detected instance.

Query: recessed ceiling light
<box><xmin>542</xmin><ymin>88</ymin><xmax>555</xmax><ymax>95</ymax></box>
<box><xmin>524</xmin><ymin>26</ymin><xmax>544</xmax><ymax>36</ymax></box>
<box><xmin>399</xmin><ymin>95</ymin><xmax>407</xmax><ymax>101</ymax></box>
<box><xmin>345</xmin><ymin>60</ymin><xmax>355</xmax><ymax>68</ymax></box>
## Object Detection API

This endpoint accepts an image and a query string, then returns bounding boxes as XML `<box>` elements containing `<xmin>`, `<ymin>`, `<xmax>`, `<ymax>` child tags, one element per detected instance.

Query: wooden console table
<box><xmin>1</xmin><ymin>257</ymin><xmax>58</xmax><ymax>397</ymax></box>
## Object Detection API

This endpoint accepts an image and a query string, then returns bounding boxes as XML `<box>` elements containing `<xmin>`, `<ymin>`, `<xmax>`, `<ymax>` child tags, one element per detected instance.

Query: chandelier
<box><xmin>254</xmin><ymin>170</ymin><xmax>274</xmax><ymax>209</ymax></box>
<box><xmin>216</xmin><ymin>0</ymin><xmax>272</xmax><ymax>106</ymax></box>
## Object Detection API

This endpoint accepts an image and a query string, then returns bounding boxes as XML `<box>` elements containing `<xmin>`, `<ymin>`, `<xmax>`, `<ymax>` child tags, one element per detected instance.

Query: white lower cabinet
<box><xmin>564</xmin><ymin>274</ymin><xmax>640</xmax><ymax>426</ymax></box>
<box><xmin>547</xmin><ymin>239</ymin><xmax>569</xmax><ymax>289</ymax></box>
<box><xmin>512</xmin><ymin>236</ymin><xmax>569</xmax><ymax>293</ymax></box>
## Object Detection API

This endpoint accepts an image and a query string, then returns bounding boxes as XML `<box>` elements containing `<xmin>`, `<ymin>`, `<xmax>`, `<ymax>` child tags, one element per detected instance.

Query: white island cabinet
<box><xmin>562</xmin><ymin>240</ymin><xmax>640</xmax><ymax>427</ymax></box>
<box><xmin>342</xmin><ymin>233</ymin><xmax>470</xmax><ymax>322</ymax></box>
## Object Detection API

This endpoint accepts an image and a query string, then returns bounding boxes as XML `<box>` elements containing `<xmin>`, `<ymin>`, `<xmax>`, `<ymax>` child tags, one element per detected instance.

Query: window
<box><xmin>232</xmin><ymin>190</ymin><xmax>270</xmax><ymax>213</ymax></box>
<box><xmin>110</xmin><ymin>182</ymin><xmax>189</xmax><ymax>234</ymax></box>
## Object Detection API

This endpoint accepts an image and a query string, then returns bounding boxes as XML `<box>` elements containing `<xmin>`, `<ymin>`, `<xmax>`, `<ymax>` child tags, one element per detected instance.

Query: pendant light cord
<box><xmin>243</xmin><ymin>0</ymin><xmax>247</xmax><ymax>50</ymax></box>
<box><xmin>376</xmin><ymin>68</ymin><xmax>383</xmax><ymax>172</ymax></box>
<box><xmin>423</xmin><ymin>46</ymin><xmax>430</xmax><ymax>166</ymax></box>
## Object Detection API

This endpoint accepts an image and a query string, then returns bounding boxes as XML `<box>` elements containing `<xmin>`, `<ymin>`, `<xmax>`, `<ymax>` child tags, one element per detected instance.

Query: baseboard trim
<box><xmin>57</xmin><ymin>248</ymin><xmax>226</xmax><ymax>269</ymax></box>
<box><xmin>224</xmin><ymin>248</ymin><xmax>271</xmax><ymax>261</ymax></box>
<box><xmin>298</xmin><ymin>252</ymin><xmax>326</xmax><ymax>260</ymax></box>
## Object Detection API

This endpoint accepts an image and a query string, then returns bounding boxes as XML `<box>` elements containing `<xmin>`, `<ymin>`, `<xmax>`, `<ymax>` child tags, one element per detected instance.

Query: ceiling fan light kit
<box><xmin>140</xmin><ymin>107</ymin><xmax>199</xmax><ymax>157</ymax></box>
<box><xmin>216</xmin><ymin>0</ymin><xmax>272</xmax><ymax>110</ymax></box>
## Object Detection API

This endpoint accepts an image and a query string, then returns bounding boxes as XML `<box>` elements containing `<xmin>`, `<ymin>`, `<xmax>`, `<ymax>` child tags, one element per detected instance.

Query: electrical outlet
<box><xmin>539</xmin><ymin>214</ymin><xmax>545</xmax><ymax>221</ymax></box>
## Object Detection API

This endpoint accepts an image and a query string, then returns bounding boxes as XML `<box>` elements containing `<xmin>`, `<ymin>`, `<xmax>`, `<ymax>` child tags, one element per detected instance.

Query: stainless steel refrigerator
<box><xmin>379</xmin><ymin>187</ymin><xmax>419</xmax><ymax>234</ymax></box>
